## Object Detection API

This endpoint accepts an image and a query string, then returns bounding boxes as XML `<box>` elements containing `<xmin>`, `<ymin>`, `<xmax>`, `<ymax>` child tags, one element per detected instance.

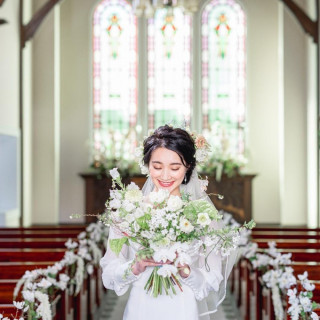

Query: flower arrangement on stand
<box><xmin>1</xmin><ymin>223</ymin><xmax>108</xmax><ymax>320</ymax></box>
<box><xmin>199</xmin><ymin>125</ymin><xmax>248</xmax><ymax>182</ymax></box>
<box><xmin>90</xmin><ymin>128</ymin><xmax>141</xmax><ymax>177</ymax></box>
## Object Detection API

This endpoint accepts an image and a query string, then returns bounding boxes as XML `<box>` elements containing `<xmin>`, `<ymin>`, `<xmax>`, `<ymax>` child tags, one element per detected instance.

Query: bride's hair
<box><xmin>143</xmin><ymin>125</ymin><xmax>196</xmax><ymax>184</ymax></box>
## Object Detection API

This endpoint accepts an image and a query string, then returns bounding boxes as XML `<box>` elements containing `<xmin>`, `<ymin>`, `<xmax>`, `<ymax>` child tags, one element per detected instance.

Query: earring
<box><xmin>184</xmin><ymin>176</ymin><xmax>187</xmax><ymax>184</ymax></box>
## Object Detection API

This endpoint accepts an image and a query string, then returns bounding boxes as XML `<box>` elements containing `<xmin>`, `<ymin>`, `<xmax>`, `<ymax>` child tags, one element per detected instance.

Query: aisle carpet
<box><xmin>97</xmin><ymin>288</ymin><xmax>242</xmax><ymax>320</ymax></box>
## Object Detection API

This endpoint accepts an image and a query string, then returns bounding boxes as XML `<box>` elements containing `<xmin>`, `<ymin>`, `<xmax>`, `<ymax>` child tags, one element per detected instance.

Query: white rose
<box><xmin>197</xmin><ymin>212</ymin><xmax>211</xmax><ymax>227</ymax></box>
<box><xmin>149</xmin><ymin>189</ymin><xmax>169</xmax><ymax>204</ymax></box>
<box><xmin>179</xmin><ymin>217</ymin><xmax>194</xmax><ymax>233</ymax></box>
<box><xmin>127</xmin><ymin>182</ymin><xmax>139</xmax><ymax>190</ymax></box>
<box><xmin>125</xmin><ymin>214</ymin><xmax>135</xmax><ymax>223</ymax></box>
<box><xmin>123</xmin><ymin>201</ymin><xmax>135</xmax><ymax>212</ymax></box>
<box><xmin>109</xmin><ymin>167</ymin><xmax>120</xmax><ymax>179</ymax></box>
<box><xmin>133</xmin><ymin>208</ymin><xmax>144</xmax><ymax>218</ymax></box>
<box><xmin>109</xmin><ymin>198</ymin><xmax>121</xmax><ymax>209</ymax></box>
<box><xmin>125</xmin><ymin>189</ymin><xmax>143</xmax><ymax>202</ymax></box>
<box><xmin>119</xmin><ymin>221</ymin><xmax>130</xmax><ymax>230</ymax></box>
<box><xmin>110</xmin><ymin>190</ymin><xmax>121</xmax><ymax>199</ymax></box>
<box><xmin>167</xmin><ymin>195</ymin><xmax>183</xmax><ymax>211</ymax></box>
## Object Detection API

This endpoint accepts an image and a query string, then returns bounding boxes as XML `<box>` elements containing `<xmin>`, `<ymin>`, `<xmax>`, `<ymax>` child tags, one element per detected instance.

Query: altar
<box><xmin>80</xmin><ymin>172</ymin><xmax>256</xmax><ymax>224</ymax></box>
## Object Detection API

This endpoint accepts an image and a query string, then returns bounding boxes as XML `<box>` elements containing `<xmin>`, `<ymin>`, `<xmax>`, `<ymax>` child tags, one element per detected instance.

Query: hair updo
<box><xmin>143</xmin><ymin>125</ymin><xmax>196</xmax><ymax>184</ymax></box>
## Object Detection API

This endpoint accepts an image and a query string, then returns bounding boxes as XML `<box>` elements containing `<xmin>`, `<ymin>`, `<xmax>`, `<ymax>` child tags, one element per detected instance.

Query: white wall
<box><xmin>0</xmin><ymin>0</ymin><xmax>20</xmax><ymax>226</ymax></box>
<box><xmin>246</xmin><ymin>0</ymin><xmax>281</xmax><ymax>223</ymax></box>
<box><xmin>281</xmin><ymin>3</ymin><xmax>308</xmax><ymax>225</ymax></box>
<box><xmin>31</xmin><ymin>0</ymin><xmax>59</xmax><ymax>224</ymax></box>
<box><xmin>59</xmin><ymin>0</ymin><xmax>94</xmax><ymax>223</ymax></box>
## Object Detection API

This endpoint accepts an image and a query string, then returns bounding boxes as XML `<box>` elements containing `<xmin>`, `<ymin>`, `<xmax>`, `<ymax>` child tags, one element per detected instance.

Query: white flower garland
<box><xmin>8</xmin><ymin>222</ymin><xmax>108</xmax><ymax>320</ymax></box>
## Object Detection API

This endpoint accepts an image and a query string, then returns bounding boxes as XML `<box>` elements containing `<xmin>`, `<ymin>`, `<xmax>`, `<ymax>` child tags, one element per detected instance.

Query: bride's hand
<box><xmin>131</xmin><ymin>257</ymin><xmax>172</xmax><ymax>276</ymax></box>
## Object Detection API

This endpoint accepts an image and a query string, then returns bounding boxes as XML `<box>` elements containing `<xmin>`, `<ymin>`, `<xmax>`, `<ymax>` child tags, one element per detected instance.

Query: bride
<box><xmin>100</xmin><ymin>125</ymin><xmax>236</xmax><ymax>320</ymax></box>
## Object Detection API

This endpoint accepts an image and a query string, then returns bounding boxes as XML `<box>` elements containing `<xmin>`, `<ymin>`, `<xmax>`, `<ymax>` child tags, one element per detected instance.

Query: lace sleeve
<box><xmin>100</xmin><ymin>226</ymin><xmax>141</xmax><ymax>296</ymax></box>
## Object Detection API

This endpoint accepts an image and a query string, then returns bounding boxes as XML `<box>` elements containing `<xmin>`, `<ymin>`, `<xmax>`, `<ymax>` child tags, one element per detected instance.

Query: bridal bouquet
<box><xmin>75</xmin><ymin>168</ymin><xmax>255</xmax><ymax>298</ymax></box>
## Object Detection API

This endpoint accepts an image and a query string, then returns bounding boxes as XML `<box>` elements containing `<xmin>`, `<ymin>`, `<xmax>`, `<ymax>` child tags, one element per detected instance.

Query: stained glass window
<box><xmin>202</xmin><ymin>0</ymin><xmax>246</xmax><ymax>154</ymax></box>
<box><xmin>92</xmin><ymin>0</ymin><xmax>137</xmax><ymax>153</ymax></box>
<box><xmin>148</xmin><ymin>8</ymin><xmax>192</xmax><ymax>129</ymax></box>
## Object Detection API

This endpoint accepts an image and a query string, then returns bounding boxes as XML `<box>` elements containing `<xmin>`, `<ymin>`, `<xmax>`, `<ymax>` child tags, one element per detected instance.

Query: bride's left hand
<box><xmin>176</xmin><ymin>263</ymin><xmax>191</xmax><ymax>278</ymax></box>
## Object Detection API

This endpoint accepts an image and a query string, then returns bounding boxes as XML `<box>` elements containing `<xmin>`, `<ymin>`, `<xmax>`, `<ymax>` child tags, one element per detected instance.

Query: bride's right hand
<box><xmin>131</xmin><ymin>257</ymin><xmax>169</xmax><ymax>276</ymax></box>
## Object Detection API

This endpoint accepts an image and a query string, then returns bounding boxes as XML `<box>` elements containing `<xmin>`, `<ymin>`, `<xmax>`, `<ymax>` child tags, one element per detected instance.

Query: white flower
<box><xmin>311</xmin><ymin>312</ymin><xmax>319</xmax><ymax>320</ymax></box>
<box><xmin>13</xmin><ymin>301</ymin><xmax>25</xmax><ymax>310</ymax></box>
<box><xmin>298</xmin><ymin>271</ymin><xmax>308</xmax><ymax>281</ymax></box>
<box><xmin>59</xmin><ymin>273</ymin><xmax>70</xmax><ymax>283</ymax></box>
<box><xmin>87</xmin><ymin>264</ymin><xmax>94</xmax><ymax>275</ymax></box>
<box><xmin>157</xmin><ymin>264</ymin><xmax>178</xmax><ymax>277</ymax></box>
<box><xmin>125</xmin><ymin>214</ymin><xmax>135</xmax><ymax>223</ymax></box>
<box><xmin>119</xmin><ymin>221</ymin><xmax>130</xmax><ymax>230</ymax></box>
<box><xmin>133</xmin><ymin>221</ymin><xmax>140</xmax><ymax>233</ymax></box>
<box><xmin>65</xmin><ymin>238</ymin><xmax>78</xmax><ymax>249</ymax></box>
<box><xmin>35</xmin><ymin>291</ymin><xmax>52</xmax><ymax>320</ymax></box>
<box><xmin>141</xmin><ymin>230</ymin><xmax>153</xmax><ymax>239</ymax></box>
<box><xmin>153</xmin><ymin>247</ymin><xmax>176</xmax><ymax>263</ymax></box>
<box><xmin>195</xmin><ymin>148</ymin><xmax>208</xmax><ymax>163</ymax></box>
<box><xmin>167</xmin><ymin>195</ymin><xmax>183</xmax><ymax>211</ymax></box>
<box><xmin>110</xmin><ymin>190</ymin><xmax>121</xmax><ymax>199</ymax></box>
<box><xmin>197</xmin><ymin>212</ymin><xmax>211</xmax><ymax>227</ymax></box>
<box><xmin>109</xmin><ymin>198</ymin><xmax>121</xmax><ymax>209</ymax></box>
<box><xmin>140</xmin><ymin>165</ymin><xmax>149</xmax><ymax>175</ymax></box>
<box><xmin>179</xmin><ymin>217</ymin><xmax>194</xmax><ymax>233</ymax></box>
<box><xmin>22</xmin><ymin>290</ymin><xmax>35</xmax><ymax>302</ymax></box>
<box><xmin>125</xmin><ymin>189</ymin><xmax>143</xmax><ymax>202</ymax></box>
<box><xmin>133</xmin><ymin>208</ymin><xmax>144</xmax><ymax>218</ymax></box>
<box><xmin>299</xmin><ymin>296</ymin><xmax>312</xmax><ymax>312</ymax></box>
<box><xmin>127</xmin><ymin>182</ymin><xmax>139</xmax><ymax>190</ymax></box>
<box><xmin>175</xmin><ymin>252</ymin><xmax>192</xmax><ymax>266</ymax></box>
<box><xmin>77</xmin><ymin>231</ymin><xmax>86</xmax><ymax>240</ymax></box>
<box><xmin>109</xmin><ymin>168</ymin><xmax>120</xmax><ymax>179</ymax></box>
<box><xmin>37</xmin><ymin>278</ymin><xmax>52</xmax><ymax>289</ymax></box>
<box><xmin>149</xmin><ymin>189</ymin><xmax>169</xmax><ymax>204</ymax></box>
<box><xmin>123</xmin><ymin>200</ymin><xmax>135</xmax><ymax>212</ymax></box>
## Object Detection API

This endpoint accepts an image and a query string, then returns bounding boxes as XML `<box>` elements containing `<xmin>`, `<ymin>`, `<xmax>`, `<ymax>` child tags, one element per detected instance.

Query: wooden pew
<box><xmin>235</xmin><ymin>229</ymin><xmax>320</xmax><ymax>320</ymax></box>
<box><xmin>0</xmin><ymin>233</ymin><xmax>98</xmax><ymax>320</ymax></box>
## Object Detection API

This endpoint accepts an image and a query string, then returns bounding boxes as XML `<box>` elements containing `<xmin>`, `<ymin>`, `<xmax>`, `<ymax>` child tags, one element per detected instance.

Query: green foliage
<box><xmin>109</xmin><ymin>237</ymin><xmax>129</xmax><ymax>256</ymax></box>
<box><xmin>183</xmin><ymin>199</ymin><xmax>220</xmax><ymax>222</ymax></box>
<box><xmin>136</xmin><ymin>214</ymin><xmax>151</xmax><ymax>229</ymax></box>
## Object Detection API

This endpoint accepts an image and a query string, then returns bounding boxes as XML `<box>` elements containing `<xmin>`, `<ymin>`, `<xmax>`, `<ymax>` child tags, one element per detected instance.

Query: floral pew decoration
<box><xmin>242</xmin><ymin>241</ymin><xmax>320</xmax><ymax>320</ymax></box>
<box><xmin>0</xmin><ymin>223</ymin><xmax>108</xmax><ymax>320</ymax></box>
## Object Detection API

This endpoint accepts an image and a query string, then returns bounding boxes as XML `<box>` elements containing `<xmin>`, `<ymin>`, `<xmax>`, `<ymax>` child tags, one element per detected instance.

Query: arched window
<box><xmin>202</xmin><ymin>0</ymin><xmax>246</xmax><ymax>154</ymax></box>
<box><xmin>147</xmin><ymin>8</ymin><xmax>192</xmax><ymax>129</ymax></box>
<box><xmin>92</xmin><ymin>0</ymin><xmax>137</xmax><ymax>153</ymax></box>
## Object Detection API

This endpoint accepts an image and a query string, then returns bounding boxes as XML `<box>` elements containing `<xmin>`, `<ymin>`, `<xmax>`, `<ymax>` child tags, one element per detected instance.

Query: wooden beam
<box><xmin>280</xmin><ymin>0</ymin><xmax>318</xmax><ymax>44</ymax></box>
<box><xmin>21</xmin><ymin>0</ymin><xmax>62</xmax><ymax>47</ymax></box>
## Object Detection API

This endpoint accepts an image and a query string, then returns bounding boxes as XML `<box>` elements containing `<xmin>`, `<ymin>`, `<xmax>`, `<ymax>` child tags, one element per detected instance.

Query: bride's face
<box><xmin>149</xmin><ymin>147</ymin><xmax>187</xmax><ymax>196</ymax></box>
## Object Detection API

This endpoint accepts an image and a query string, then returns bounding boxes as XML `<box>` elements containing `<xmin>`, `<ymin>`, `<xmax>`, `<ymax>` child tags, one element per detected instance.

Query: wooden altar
<box><xmin>80</xmin><ymin>171</ymin><xmax>256</xmax><ymax>224</ymax></box>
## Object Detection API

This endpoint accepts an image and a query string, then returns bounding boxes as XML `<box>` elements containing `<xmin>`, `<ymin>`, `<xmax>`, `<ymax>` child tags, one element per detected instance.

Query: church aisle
<box><xmin>96</xmin><ymin>288</ymin><xmax>242</xmax><ymax>320</ymax></box>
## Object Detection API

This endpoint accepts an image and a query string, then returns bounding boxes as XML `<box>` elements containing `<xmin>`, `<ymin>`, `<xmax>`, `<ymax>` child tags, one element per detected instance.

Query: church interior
<box><xmin>0</xmin><ymin>0</ymin><xmax>320</xmax><ymax>319</ymax></box>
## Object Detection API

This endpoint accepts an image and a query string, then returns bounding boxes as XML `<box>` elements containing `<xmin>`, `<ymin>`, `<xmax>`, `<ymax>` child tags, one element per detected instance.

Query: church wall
<box><xmin>58</xmin><ymin>0</ymin><xmax>95</xmax><ymax>223</ymax></box>
<box><xmin>281</xmin><ymin>3</ymin><xmax>308</xmax><ymax>225</ymax></box>
<box><xmin>31</xmin><ymin>0</ymin><xmax>59</xmax><ymax>224</ymax></box>
<box><xmin>246</xmin><ymin>0</ymin><xmax>281</xmax><ymax>223</ymax></box>
<box><xmin>0</xmin><ymin>0</ymin><xmax>20</xmax><ymax>226</ymax></box>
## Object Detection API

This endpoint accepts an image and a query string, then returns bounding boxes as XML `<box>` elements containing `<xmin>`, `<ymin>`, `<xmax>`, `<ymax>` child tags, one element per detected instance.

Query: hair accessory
<box><xmin>135</xmin><ymin>125</ymin><xmax>211</xmax><ymax>175</ymax></box>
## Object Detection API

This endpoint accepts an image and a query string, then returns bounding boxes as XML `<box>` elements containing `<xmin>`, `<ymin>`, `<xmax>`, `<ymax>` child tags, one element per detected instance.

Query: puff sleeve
<box><xmin>100</xmin><ymin>227</ymin><xmax>141</xmax><ymax>296</ymax></box>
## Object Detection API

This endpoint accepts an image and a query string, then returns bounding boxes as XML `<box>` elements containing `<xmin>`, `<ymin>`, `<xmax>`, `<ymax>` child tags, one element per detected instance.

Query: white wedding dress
<box><xmin>100</xmin><ymin>226</ymin><xmax>225</xmax><ymax>320</ymax></box>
